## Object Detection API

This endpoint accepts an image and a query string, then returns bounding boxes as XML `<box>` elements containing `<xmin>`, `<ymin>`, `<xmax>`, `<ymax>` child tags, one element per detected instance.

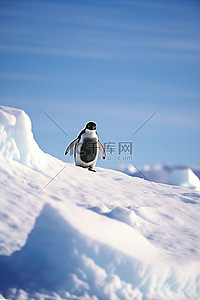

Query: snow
<box><xmin>118</xmin><ymin>163</ymin><xmax>200</xmax><ymax>190</ymax></box>
<box><xmin>0</xmin><ymin>106</ymin><xmax>58</xmax><ymax>174</ymax></box>
<box><xmin>0</xmin><ymin>106</ymin><xmax>200</xmax><ymax>300</ymax></box>
<box><xmin>170</xmin><ymin>168</ymin><xmax>200</xmax><ymax>189</ymax></box>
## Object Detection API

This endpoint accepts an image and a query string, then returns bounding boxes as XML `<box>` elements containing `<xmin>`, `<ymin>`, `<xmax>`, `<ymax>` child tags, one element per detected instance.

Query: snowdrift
<box><xmin>0</xmin><ymin>106</ymin><xmax>46</xmax><ymax>169</ymax></box>
<box><xmin>0</xmin><ymin>106</ymin><xmax>200</xmax><ymax>300</ymax></box>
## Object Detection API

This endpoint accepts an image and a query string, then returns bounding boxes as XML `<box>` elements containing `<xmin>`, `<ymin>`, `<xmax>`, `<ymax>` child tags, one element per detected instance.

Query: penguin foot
<box><xmin>88</xmin><ymin>167</ymin><xmax>96</xmax><ymax>172</ymax></box>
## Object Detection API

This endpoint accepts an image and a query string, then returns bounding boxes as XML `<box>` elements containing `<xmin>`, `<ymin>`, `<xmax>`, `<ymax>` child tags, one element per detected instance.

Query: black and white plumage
<box><xmin>65</xmin><ymin>122</ymin><xmax>106</xmax><ymax>172</ymax></box>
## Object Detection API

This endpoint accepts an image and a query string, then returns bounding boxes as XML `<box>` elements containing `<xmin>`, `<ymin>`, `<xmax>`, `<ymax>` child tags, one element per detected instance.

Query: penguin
<box><xmin>65</xmin><ymin>121</ymin><xmax>106</xmax><ymax>172</ymax></box>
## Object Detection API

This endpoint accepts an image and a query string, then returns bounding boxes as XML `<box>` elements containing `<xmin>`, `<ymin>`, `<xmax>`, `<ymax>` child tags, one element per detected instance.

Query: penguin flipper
<box><xmin>65</xmin><ymin>138</ymin><xmax>78</xmax><ymax>155</ymax></box>
<box><xmin>98</xmin><ymin>141</ymin><xmax>106</xmax><ymax>159</ymax></box>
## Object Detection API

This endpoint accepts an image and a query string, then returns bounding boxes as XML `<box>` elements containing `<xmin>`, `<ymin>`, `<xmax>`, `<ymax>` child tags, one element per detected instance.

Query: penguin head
<box><xmin>85</xmin><ymin>121</ymin><xmax>96</xmax><ymax>131</ymax></box>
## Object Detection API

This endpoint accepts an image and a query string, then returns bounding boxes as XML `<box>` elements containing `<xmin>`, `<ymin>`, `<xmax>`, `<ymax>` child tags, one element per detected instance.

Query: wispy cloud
<box><xmin>0</xmin><ymin>40</ymin><xmax>198</xmax><ymax>62</ymax></box>
<box><xmin>82</xmin><ymin>33</ymin><xmax>200</xmax><ymax>54</ymax></box>
<box><xmin>42</xmin><ymin>99</ymin><xmax>200</xmax><ymax>130</ymax></box>
<box><xmin>0</xmin><ymin>0</ymin><xmax>199</xmax><ymax>62</ymax></box>
<box><xmin>0</xmin><ymin>44</ymin><xmax>114</xmax><ymax>59</ymax></box>
<box><xmin>0</xmin><ymin>72</ymin><xmax>48</xmax><ymax>81</ymax></box>
<box><xmin>0</xmin><ymin>8</ymin><xmax>23</xmax><ymax>17</ymax></box>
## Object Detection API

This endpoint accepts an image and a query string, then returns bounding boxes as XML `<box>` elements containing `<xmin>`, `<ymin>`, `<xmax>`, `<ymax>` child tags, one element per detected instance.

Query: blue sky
<box><xmin>0</xmin><ymin>0</ymin><xmax>200</xmax><ymax>169</ymax></box>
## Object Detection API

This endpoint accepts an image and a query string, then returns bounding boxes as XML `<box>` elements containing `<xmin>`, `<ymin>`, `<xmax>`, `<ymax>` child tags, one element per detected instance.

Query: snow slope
<box><xmin>0</xmin><ymin>106</ymin><xmax>200</xmax><ymax>300</ymax></box>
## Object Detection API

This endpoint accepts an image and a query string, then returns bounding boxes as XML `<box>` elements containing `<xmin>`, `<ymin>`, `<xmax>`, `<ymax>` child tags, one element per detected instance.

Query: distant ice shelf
<box><xmin>117</xmin><ymin>163</ymin><xmax>200</xmax><ymax>190</ymax></box>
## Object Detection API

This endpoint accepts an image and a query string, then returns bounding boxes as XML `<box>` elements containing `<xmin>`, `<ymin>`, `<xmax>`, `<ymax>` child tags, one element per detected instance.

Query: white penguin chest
<box><xmin>80</xmin><ymin>129</ymin><xmax>98</xmax><ymax>142</ymax></box>
<box><xmin>77</xmin><ymin>130</ymin><xmax>98</xmax><ymax>163</ymax></box>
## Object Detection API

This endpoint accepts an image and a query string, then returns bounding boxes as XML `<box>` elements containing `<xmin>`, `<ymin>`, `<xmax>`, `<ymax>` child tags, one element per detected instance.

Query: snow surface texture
<box><xmin>0</xmin><ymin>106</ymin><xmax>200</xmax><ymax>300</ymax></box>
<box><xmin>118</xmin><ymin>164</ymin><xmax>200</xmax><ymax>190</ymax></box>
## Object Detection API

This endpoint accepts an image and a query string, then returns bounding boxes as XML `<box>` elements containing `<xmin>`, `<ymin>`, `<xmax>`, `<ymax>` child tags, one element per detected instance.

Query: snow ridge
<box><xmin>0</xmin><ymin>106</ymin><xmax>47</xmax><ymax>171</ymax></box>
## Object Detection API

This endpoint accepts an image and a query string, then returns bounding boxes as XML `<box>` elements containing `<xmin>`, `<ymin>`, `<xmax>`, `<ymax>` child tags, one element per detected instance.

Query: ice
<box><xmin>0</xmin><ymin>106</ymin><xmax>200</xmax><ymax>299</ymax></box>
<box><xmin>118</xmin><ymin>163</ymin><xmax>200</xmax><ymax>189</ymax></box>
<box><xmin>170</xmin><ymin>168</ymin><xmax>200</xmax><ymax>189</ymax></box>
